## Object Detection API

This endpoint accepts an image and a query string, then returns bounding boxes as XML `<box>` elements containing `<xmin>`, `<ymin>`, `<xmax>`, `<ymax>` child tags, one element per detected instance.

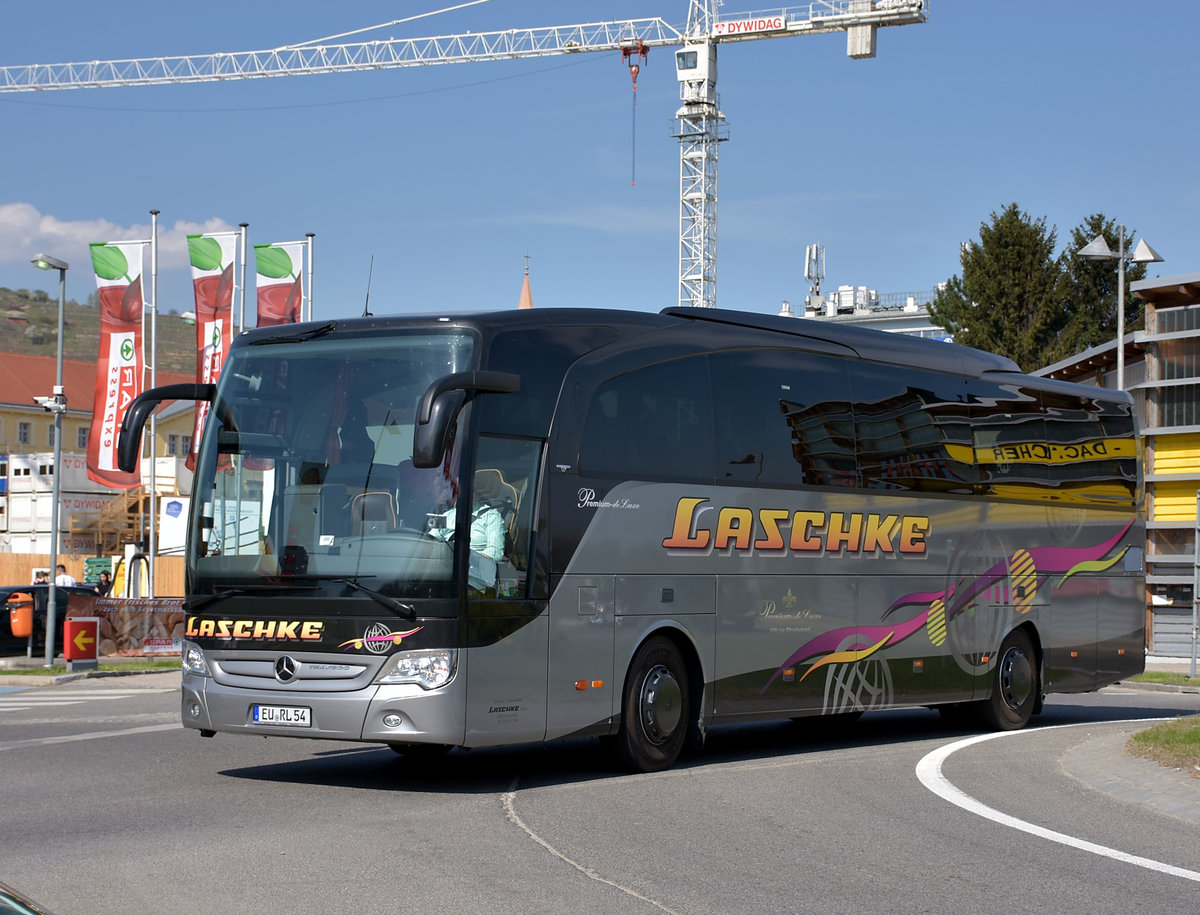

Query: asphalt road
<box><xmin>1</xmin><ymin>675</ymin><xmax>1197</xmax><ymax>914</ymax></box>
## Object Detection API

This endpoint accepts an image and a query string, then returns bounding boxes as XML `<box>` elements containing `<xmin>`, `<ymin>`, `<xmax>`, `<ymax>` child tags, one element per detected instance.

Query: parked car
<box><xmin>0</xmin><ymin>583</ymin><xmax>100</xmax><ymax>657</ymax></box>
<box><xmin>0</xmin><ymin>879</ymin><xmax>56</xmax><ymax>914</ymax></box>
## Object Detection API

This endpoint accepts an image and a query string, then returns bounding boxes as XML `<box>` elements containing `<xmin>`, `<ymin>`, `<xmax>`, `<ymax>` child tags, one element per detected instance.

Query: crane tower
<box><xmin>0</xmin><ymin>1</ymin><xmax>927</xmax><ymax>310</ymax></box>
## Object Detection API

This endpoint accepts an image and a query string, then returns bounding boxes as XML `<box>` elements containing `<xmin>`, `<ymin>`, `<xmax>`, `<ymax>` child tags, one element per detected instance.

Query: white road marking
<box><xmin>502</xmin><ymin>777</ymin><xmax>684</xmax><ymax>915</ymax></box>
<box><xmin>0</xmin><ymin>688</ymin><xmax>173</xmax><ymax>712</ymax></box>
<box><xmin>916</xmin><ymin>720</ymin><xmax>1200</xmax><ymax>883</ymax></box>
<box><xmin>0</xmin><ymin>723</ymin><xmax>179</xmax><ymax>752</ymax></box>
<box><xmin>6</xmin><ymin>689</ymin><xmax>174</xmax><ymax>696</ymax></box>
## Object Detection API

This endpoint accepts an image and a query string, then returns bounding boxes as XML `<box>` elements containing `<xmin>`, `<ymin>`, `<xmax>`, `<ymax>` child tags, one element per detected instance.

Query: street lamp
<box><xmin>1077</xmin><ymin>225</ymin><xmax>1163</xmax><ymax>392</ymax></box>
<box><xmin>30</xmin><ymin>253</ymin><xmax>68</xmax><ymax>667</ymax></box>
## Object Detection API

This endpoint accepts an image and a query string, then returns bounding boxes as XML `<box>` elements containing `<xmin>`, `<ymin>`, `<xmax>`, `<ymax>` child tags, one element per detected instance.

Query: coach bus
<box><xmin>119</xmin><ymin>307</ymin><xmax>1144</xmax><ymax>772</ymax></box>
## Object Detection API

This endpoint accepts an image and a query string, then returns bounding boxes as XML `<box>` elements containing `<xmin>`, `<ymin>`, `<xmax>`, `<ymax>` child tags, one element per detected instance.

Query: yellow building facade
<box><xmin>1041</xmin><ymin>270</ymin><xmax>1200</xmax><ymax>655</ymax></box>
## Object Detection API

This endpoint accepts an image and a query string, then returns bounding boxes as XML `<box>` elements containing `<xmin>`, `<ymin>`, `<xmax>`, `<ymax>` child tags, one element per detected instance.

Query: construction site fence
<box><xmin>0</xmin><ymin>553</ymin><xmax>185</xmax><ymax>596</ymax></box>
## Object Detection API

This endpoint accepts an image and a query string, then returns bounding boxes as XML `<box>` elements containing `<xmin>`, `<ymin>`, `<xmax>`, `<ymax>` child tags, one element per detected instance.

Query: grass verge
<box><xmin>1127</xmin><ymin>671</ymin><xmax>1200</xmax><ymax>688</ymax></box>
<box><xmin>1127</xmin><ymin>716</ymin><xmax>1200</xmax><ymax>779</ymax></box>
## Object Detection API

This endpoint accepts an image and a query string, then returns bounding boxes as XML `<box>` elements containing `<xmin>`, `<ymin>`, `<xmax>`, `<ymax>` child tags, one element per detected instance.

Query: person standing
<box><xmin>94</xmin><ymin>570</ymin><xmax>113</xmax><ymax>596</ymax></box>
<box><xmin>54</xmin><ymin>564</ymin><xmax>77</xmax><ymax>587</ymax></box>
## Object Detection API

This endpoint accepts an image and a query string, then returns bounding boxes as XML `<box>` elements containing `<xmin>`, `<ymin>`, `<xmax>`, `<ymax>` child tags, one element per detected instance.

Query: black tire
<box><xmin>617</xmin><ymin>636</ymin><xmax>691</xmax><ymax>773</ymax></box>
<box><xmin>978</xmin><ymin>628</ymin><xmax>1038</xmax><ymax>731</ymax></box>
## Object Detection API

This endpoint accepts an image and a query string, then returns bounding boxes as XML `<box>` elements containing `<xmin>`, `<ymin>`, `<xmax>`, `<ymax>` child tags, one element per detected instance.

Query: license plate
<box><xmin>252</xmin><ymin>704</ymin><xmax>311</xmax><ymax>727</ymax></box>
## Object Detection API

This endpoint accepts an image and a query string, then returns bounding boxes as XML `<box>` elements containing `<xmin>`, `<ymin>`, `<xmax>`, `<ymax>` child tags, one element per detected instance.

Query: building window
<box><xmin>18</xmin><ymin>422</ymin><xmax>31</xmax><ymax>445</ymax></box>
<box><xmin>167</xmin><ymin>434</ymin><xmax>178</xmax><ymax>456</ymax></box>
<box><xmin>182</xmin><ymin>435</ymin><xmax>192</xmax><ymax>455</ymax></box>
<box><xmin>1155</xmin><ymin>383</ymin><xmax>1200</xmax><ymax>428</ymax></box>
<box><xmin>77</xmin><ymin>426</ymin><xmax>89</xmax><ymax>449</ymax></box>
<box><xmin>48</xmin><ymin>423</ymin><xmax>56</xmax><ymax>447</ymax></box>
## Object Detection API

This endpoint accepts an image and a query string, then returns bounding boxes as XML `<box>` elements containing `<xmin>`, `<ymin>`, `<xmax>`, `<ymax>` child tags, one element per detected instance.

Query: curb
<box><xmin>1115</xmin><ymin>679</ymin><xmax>1200</xmax><ymax>695</ymax></box>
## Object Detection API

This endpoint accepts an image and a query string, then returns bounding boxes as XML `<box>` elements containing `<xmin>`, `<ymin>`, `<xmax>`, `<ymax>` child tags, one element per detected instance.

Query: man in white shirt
<box><xmin>54</xmin><ymin>564</ymin><xmax>77</xmax><ymax>587</ymax></box>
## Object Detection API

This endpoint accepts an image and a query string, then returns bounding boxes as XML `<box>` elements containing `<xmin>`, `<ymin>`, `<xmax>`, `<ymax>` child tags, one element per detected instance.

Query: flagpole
<box><xmin>148</xmin><ymin>210</ymin><xmax>159</xmax><ymax>596</ymax></box>
<box><xmin>306</xmin><ymin>233</ymin><xmax>315</xmax><ymax>321</ymax></box>
<box><xmin>239</xmin><ymin>223</ymin><xmax>249</xmax><ymax>332</ymax></box>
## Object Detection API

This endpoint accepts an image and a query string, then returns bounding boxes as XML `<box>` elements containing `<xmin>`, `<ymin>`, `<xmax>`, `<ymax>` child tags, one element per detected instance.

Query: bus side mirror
<box><xmin>412</xmin><ymin>371</ymin><xmax>520</xmax><ymax>468</ymax></box>
<box><xmin>118</xmin><ymin>383</ymin><xmax>216</xmax><ymax>473</ymax></box>
<box><xmin>413</xmin><ymin>389</ymin><xmax>467</xmax><ymax>469</ymax></box>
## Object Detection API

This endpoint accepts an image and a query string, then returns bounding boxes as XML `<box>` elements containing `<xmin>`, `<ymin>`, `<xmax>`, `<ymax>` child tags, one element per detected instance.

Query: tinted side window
<box><xmin>479</xmin><ymin>326</ymin><xmax>618</xmax><ymax>437</ymax></box>
<box><xmin>968</xmin><ymin>380</ymin><xmax>1049</xmax><ymax>500</ymax></box>
<box><xmin>850</xmin><ymin>365</ymin><xmax>976</xmax><ymax>493</ymax></box>
<box><xmin>579</xmin><ymin>356</ymin><xmax>714</xmax><ymax>481</ymax></box>
<box><xmin>1040</xmin><ymin>391</ymin><xmax>1137</xmax><ymax>508</ymax></box>
<box><xmin>710</xmin><ymin>349</ymin><xmax>856</xmax><ymax>488</ymax></box>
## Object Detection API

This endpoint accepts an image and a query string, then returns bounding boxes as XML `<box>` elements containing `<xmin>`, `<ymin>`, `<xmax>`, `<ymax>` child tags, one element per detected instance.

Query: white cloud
<box><xmin>0</xmin><ymin>202</ymin><xmax>235</xmax><ymax>272</ymax></box>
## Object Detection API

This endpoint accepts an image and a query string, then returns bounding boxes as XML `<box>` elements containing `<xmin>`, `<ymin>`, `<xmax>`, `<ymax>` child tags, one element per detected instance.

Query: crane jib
<box><xmin>0</xmin><ymin>3</ymin><xmax>926</xmax><ymax>313</ymax></box>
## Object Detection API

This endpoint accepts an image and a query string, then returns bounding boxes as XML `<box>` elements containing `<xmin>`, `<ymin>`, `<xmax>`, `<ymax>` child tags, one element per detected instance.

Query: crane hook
<box><xmin>621</xmin><ymin>42</ymin><xmax>649</xmax><ymax>186</ymax></box>
<box><xmin>621</xmin><ymin>41</ymin><xmax>648</xmax><ymax>91</ymax></box>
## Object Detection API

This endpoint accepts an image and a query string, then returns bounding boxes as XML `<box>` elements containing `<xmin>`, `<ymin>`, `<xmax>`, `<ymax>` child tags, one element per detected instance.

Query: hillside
<box><xmin>0</xmin><ymin>285</ymin><xmax>198</xmax><ymax>373</ymax></box>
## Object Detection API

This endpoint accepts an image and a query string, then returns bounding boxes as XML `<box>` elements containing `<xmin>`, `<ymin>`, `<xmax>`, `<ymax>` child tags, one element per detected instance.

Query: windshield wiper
<box><xmin>183</xmin><ymin>588</ymin><xmax>247</xmax><ymax>613</ymax></box>
<box><xmin>185</xmin><ymin>576</ymin><xmax>415</xmax><ymax>620</ymax></box>
<box><xmin>249</xmin><ymin>321</ymin><xmax>337</xmax><ymax>346</ymax></box>
<box><xmin>277</xmin><ymin>574</ymin><xmax>417</xmax><ymax>621</ymax></box>
<box><xmin>334</xmin><ymin>578</ymin><xmax>417</xmax><ymax>621</ymax></box>
<box><xmin>182</xmin><ymin>582</ymin><xmax>320</xmax><ymax>613</ymax></box>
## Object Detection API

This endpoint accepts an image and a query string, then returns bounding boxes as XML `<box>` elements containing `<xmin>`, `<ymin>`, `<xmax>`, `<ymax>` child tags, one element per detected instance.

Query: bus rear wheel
<box><xmin>617</xmin><ymin>637</ymin><xmax>691</xmax><ymax>773</ymax></box>
<box><xmin>979</xmin><ymin>628</ymin><xmax>1038</xmax><ymax>731</ymax></box>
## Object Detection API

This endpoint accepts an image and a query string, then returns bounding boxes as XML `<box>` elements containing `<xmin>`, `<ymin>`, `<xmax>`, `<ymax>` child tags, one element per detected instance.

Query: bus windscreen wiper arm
<box><xmin>249</xmin><ymin>321</ymin><xmax>337</xmax><ymax>346</ymax></box>
<box><xmin>276</xmin><ymin>574</ymin><xmax>417</xmax><ymax>621</ymax></box>
<box><xmin>331</xmin><ymin>578</ymin><xmax>417</xmax><ymax>621</ymax></box>
<box><xmin>183</xmin><ymin>583</ymin><xmax>321</xmax><ymax>613</ymax></box>
<box><xmin>183</xmin><ymin>588</ymin><xmax>247</xmax><ymax>613</ymax></box>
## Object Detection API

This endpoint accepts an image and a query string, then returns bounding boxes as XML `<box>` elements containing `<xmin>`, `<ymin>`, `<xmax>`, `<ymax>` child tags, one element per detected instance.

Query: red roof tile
<box><xmin>0</xmin><ymin>353</ymin><xmax>193</xmax><ymax>414</ymax></box>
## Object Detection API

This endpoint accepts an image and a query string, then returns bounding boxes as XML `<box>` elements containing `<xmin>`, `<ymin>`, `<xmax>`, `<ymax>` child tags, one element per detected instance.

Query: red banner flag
<box><xmin>255</xmin><ymin>242</ymin><xmax>304</xmax><ymax>326</ymax></box>
<box><xmin>87</xmin><ymin>241</ymin><xmax>146</xmax><ymax>488</ymax></box>
<box><xmin>186</xmin><ymin>233</ymin><xmax>236</xmax><ymax>471</ymax></box>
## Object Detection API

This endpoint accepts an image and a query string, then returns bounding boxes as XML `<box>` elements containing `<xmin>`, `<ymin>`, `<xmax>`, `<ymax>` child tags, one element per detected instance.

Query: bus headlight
<box><xmin>182</xmin><ymin>640</ymin><xmax>211</xmax><ymax>677</ymax></box>
<box><xmin>374</xmin><ymin>648</ymin><xmax>457</xmax><ymax>690</ymax></box>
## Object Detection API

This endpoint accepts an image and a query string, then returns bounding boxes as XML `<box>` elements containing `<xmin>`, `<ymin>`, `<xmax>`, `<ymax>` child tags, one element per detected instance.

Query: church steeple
<box><xmin>518</xmin><ymin>253</ymin><xmax>533</xmax><ymax>310</ymax></box>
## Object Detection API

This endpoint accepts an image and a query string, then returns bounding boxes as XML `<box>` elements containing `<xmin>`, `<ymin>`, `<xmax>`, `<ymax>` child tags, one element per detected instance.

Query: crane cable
<box><xmin>622</xmin><ymin>42</ymin><xmax>648</xmax><ymax>187</ymax></box>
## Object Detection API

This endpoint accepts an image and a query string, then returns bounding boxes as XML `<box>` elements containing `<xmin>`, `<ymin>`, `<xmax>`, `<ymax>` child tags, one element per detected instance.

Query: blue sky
<box><xmin>1</xmin><ymin>0</ymin><xmax>1198</xmax><ymax>324</ymax></box>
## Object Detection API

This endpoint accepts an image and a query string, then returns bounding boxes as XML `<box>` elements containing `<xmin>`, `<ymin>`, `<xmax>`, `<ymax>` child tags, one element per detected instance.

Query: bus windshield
<box><xmin>188</xmin><ymin>331</ymin><xmax>474</xmax><ymax>602</ymax></box>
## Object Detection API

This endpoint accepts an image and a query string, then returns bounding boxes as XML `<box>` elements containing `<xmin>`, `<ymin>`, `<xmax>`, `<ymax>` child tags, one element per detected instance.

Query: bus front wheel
<box><xmin>980</xmin><ymin>628</ymin><xmax>1038</xmax><ymax>730</ymax></box>
<box><xmin>617</xmin><ymin>636</ymin><xmax>691</xmax><ymax>773</ymax></box>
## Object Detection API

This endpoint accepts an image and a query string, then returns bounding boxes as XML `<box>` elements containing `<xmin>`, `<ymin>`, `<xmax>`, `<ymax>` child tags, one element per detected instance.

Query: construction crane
<box><xmin>0</xmin><ymin>0</ymin><xmax>927</xmax><ymax>309</ymax></box>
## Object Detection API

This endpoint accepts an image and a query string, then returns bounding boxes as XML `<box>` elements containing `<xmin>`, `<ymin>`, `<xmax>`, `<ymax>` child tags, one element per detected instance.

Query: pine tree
<box><xmin>1049</xmin><ymin>214</ymin><xmax>1148</xmax><ymax>362</ymax></box>
<box><xmin>929</xmin><ymin>203</ymin><xmax>1063</xmax><ymax>372</ymax></box>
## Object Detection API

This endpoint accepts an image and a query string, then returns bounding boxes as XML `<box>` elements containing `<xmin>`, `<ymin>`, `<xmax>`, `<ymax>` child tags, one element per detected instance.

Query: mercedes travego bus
<box><xmin>119</xmin><ymin>307</ymin><xmax>1145</xmax><ymax>772</ymax></box>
